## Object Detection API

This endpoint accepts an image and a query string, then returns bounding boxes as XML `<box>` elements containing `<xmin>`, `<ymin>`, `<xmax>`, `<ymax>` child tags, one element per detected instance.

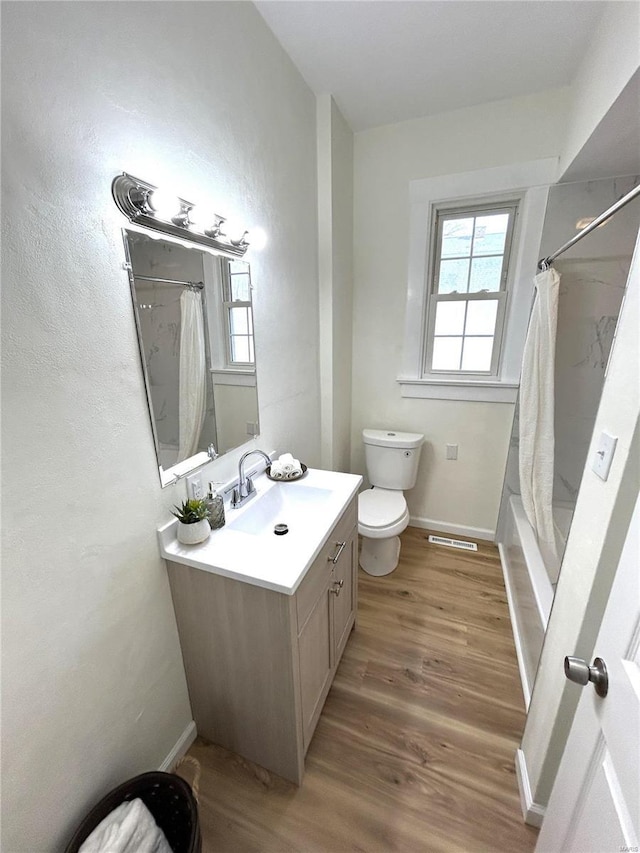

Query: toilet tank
<box><xmin>363</xmin><ymin>429</ymin><xmax>424</xmax><ymax>490</ymax></box>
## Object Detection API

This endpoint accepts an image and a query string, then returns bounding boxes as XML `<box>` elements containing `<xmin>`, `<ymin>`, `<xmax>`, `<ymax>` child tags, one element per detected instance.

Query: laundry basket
<box><xmin>64</xmin><ymin>757</ymin><xmax>201</xmax><ymax>853</ymax></box>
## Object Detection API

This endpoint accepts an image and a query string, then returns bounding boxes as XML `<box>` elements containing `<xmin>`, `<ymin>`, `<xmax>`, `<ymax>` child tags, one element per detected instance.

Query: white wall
<box><xmin>213</xmin><ymin>383</ymin><xmax>259</xmax><ymax>454</ymax></box>
<box><xmin>318</xmin><ymin>95</ymin><xmax>354</xmax><ymax>472</ymax></box>
<box><xmin>1</xmin><ymin>3</ymin><xmax>318</xmax><ymax>850</ymax></box>
<box><xmin>559</xmin><ymin>1</ymin><xmax>640</xmax><ymax>178</ymax></box>
<box><xmin>351</xmin><ymin>89</ymin><xmax>569</xmax><ymax>535</ymax></box>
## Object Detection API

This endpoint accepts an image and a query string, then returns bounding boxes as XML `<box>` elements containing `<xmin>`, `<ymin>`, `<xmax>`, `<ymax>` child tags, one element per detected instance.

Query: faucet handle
<box><xmin>245</xmin><ymin>475</ymin><xmax>255</xmax><ymax>495</ymax></box>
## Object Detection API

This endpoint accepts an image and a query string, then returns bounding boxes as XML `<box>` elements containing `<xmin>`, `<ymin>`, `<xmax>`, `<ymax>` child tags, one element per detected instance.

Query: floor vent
<box><xmin>428</xmin><ymin>535</ymin><xmax>478</xmax><ymax>551</ymax></box>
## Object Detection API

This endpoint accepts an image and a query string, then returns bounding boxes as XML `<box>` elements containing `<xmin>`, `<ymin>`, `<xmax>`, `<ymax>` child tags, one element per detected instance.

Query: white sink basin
<box><xmin>157</xmin><ymin>467</ymin><xmax>362</xmax><ymax>595</ymax></box>
<box><xmin>229</xmin><ymin>483</ymin><xmax>333</xmax><ymax>536</ymax></box>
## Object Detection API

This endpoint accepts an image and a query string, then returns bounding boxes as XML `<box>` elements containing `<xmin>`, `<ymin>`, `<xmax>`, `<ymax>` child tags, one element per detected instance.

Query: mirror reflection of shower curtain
<box><xmin>177</xmin><ymin>289</ymin><xmax>206</xmax><ymax>463</ymax></box>
<box><xmin>519</xmin><ymin>267</ymin><xmax>560</xmax><ymax>572</ymax></box>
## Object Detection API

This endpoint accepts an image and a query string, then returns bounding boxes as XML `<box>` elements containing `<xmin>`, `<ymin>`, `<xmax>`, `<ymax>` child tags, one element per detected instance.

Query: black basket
<box><xmin>64</xmin><ymin>770</ymin><xmax>201</xmax><ymax>853</ymax></box>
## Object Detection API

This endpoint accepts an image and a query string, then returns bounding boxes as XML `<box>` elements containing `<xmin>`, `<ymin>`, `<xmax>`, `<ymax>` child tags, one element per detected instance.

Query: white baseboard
<box><xmin>515</xmin><ymin>748</ymin><xmax>546</xmax><ymax>828</ymax></box>
<box><xmin>159</xmin><ymin>720</ymin><xmax>197</xmax><ymax>772</ymax></box>
<box><xmin>409</xmin><ymin>516</ymin><xmax>495</xmax><ymax>542</ymax></box>
<box><xmin>498</xmin><ymin>542</ymin><xmax>531</xmax><ymax>709</ymax></box>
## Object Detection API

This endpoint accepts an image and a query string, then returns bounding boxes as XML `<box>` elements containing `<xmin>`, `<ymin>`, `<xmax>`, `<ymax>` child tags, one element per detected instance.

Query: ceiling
<box><xmin>255</xmin><ymin>1</ymin><xmax>608</xmax><ymax>132</ymax></box>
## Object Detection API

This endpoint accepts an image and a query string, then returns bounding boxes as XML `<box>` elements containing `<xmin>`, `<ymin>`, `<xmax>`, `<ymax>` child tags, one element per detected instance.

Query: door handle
<box><xmin>564</xmin><ymin>656</ymin><xmax>608</xmax><ymax>698</ymax></box>
<box><xmin>328</xmin><ymin>541</ymin><xmax>346</xmax><ymax>564</ymax></box>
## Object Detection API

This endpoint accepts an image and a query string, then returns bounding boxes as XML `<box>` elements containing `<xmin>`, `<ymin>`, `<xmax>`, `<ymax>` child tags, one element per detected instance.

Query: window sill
<box><xmin>397</xmin><ymin>377</ymin><xmax>518</xmax><ymax>403</ymax></box>
<box><xmin>210</xmin><ymin>369</ymin><xmax>256</xmax><ymax>387</ymax></box>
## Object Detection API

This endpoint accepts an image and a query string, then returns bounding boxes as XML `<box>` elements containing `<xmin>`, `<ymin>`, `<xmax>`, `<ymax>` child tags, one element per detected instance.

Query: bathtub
<box><xmin>498</xmin><ymin>495</ymin><xmax>574</xmax><ymax>707</ymax></box>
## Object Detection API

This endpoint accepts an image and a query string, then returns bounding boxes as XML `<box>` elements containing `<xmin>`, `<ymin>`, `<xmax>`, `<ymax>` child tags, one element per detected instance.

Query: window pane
<box><xmin>465</xmin><ymin>300</ymin><xmax>498</xmax><ymax>335</ymax></box>
<box><xmin>231</xmin><ymin>336</ymin><xmax>250</xmax><ymax>362</ymax></box>
<box><xmin>461</xmin><ymin>336</ymin><xmax>494</xmax><ymax>371</ymax></box>
<box><xmin>469</xmin><ymin>256</ymin><xmax>503</xmax><ymax>292</ymax></box>
<box><xmin>230</xmin><ymin>273</ymin><xmax>250</xmax><ymax>302</ymax></box>
<box><xmin>434</xmin><ymin>301</ymin><xmax>466</xmax><ymax>335</ymax></box>
<box><xmin>249</xmin><ymin>338</ymin><xmax>254</xmax><ymax>362</ymax></box>
<box><xmin>441</xmin><ymin>217</ymin><xmax>473</xmax><ymax>258</ymax></box>
<box><xmin>432</xmin><ymin>337</ymin><xmax>462</xmax><ymax>370</ymax></box>
<box><xmin>438</xmin><ymin>258</ymin><xmax>469</xmax><ymax>293</ymax></box>
<box><xmin>472</xmin><ymin>214</ymin><xmax>509</xmax><ymax>256</ymax></box>
<box><xmin>229</xmin><ymin>260</ymin><xmax>246</xmax><ymax>275</ymax></box>
<box><xmin>230</xmin><ymin>307</ymin><xmax>248</xmax><ymax>335</ymax></box>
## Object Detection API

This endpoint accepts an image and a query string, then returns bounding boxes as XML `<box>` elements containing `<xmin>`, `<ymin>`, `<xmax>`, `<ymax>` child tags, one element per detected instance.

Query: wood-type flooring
<box><xmin>178</xmin><ymin>526</ymin><xmax>539</xmax><ymax>852</ymax></box>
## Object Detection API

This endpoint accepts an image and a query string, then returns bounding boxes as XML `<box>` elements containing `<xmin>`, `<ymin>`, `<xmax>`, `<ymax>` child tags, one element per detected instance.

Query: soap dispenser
<box><xmin>206</xmin><ymin>483</ymin><xmax>225</xmax><ymax>530</ymax></box>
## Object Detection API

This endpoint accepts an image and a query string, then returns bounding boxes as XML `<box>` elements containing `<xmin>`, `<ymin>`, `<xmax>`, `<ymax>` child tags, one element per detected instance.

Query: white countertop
<box><xmin>157</xmin><ymin>467</ymin><xmax>362</xmax><ymax>595</ymax></box>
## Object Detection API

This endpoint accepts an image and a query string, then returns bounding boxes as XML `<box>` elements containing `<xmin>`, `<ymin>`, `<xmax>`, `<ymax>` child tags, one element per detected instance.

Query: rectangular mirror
<box><xmin>124</xmin><ymin>230</ymin><xmax>259</xmax><ymax>486</ymax></box>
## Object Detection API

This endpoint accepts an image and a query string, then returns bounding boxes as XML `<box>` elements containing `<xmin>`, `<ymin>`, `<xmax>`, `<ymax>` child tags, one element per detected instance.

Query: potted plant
<box><xmin>172</xmin><ymin>499</ymin><xmax>211</xmax><ymax>546</ymax></box>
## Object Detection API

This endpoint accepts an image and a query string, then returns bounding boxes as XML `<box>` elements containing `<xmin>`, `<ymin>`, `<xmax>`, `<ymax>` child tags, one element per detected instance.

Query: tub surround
<box><xmin>499</xmin><ymin>496</ymin><xmax>569</xmax><ymax>707</ymax></box>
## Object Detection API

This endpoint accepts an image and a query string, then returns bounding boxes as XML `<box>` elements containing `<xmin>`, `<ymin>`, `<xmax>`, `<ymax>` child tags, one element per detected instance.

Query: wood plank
<box><xmin>177</xmin><ymin>525</ymin><xmax>538</xmax><ymax>852</ymax></box>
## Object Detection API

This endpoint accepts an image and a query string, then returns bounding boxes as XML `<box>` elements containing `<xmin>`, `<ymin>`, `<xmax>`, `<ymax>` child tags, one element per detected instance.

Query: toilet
<box><xmin>358</xmin><ymin>429</ymin><xmax>424</xmax><ymax>576</ymax></box>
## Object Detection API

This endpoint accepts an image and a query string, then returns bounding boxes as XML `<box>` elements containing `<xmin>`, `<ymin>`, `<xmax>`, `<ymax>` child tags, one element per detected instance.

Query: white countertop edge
<box><xmin>158</xmin><ymin>468</ymin><xmax>363</xmax><ymax>595</ymax></box>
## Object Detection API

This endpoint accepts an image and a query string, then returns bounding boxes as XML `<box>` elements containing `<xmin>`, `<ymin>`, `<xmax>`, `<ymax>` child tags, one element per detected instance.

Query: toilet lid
<box><xmin>358</xmin><ymin>488</ymin><xmax>407</xmax><ymax>528</ymax></box>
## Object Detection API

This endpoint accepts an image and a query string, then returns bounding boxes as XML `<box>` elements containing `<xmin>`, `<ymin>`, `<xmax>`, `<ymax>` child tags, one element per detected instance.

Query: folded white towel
<box><xmin>277</xmin><ymin>453</ymin><xmax>302</xmax><ymax>478</ymax></box>
<box><xmin>269</xmin><ymin>460</ymin><xmax>286</xmax><ymax>479</ymax></box>
<box><xmin>79</xmin><ymin>798</ymin><xmax>172</xmax><ymax>853</ymax></box>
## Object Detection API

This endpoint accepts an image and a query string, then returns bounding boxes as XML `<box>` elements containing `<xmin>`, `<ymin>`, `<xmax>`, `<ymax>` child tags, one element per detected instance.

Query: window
<box><xmin>399</xmin><ymin>158</ymin><xmax>556</xmax><ymax>402</ymax></box>
<box><xmin>223</xmin><ymin>259</ymin><xmax>255</xmax><ymax>367</ymax></box>
<box><xmin>425</xmin><ymin>202</ymin><xmax>517</xmax><ymax>377</ymax></box>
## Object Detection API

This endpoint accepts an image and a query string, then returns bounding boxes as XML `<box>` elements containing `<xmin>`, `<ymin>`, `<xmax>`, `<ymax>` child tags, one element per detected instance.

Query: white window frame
<box><xmin>424</xmin><ymin>200</ymin><xmax>518</xmax><ymax>379</ymax></box>
<box><xmin>399</xmin><ymin>158</ymin><xmax>557</xmax><ymax>403</ymax></box>
<box><xmin>221</xmin><ymin>260</ymin><xmax>255</xmax><ymax>370</ymax></box>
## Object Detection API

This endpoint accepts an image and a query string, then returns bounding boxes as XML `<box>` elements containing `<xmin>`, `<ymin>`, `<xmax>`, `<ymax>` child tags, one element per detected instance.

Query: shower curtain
<box><xmin>519</xmin><ymin>267</ymin><xmax>561</xmax><ymax>569</ymax></box>
<box><xmin>177</xmin><ymin>289</ymin><xmax>206</xmax><ymax>463</ymax></box>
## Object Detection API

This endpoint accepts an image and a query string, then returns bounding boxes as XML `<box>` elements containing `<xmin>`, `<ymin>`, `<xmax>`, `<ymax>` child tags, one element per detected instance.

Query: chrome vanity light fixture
<box><xmin>111</xmin><ymin>172</ymin><xmax>250</xmax><ymax>258</ymax></box>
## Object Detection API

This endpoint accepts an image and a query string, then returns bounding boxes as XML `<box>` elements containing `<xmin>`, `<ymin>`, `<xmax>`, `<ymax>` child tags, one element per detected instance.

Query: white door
<box><xmin>536</xmin><ymin>494</ymin><xmax>640</xmax><ymax>852</ymax></box>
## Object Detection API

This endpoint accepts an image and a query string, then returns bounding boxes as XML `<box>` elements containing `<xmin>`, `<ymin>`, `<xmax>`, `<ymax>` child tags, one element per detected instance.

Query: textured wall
<box><xmin>1</xmin><ymin>2</ymin><xmax>318</xmax><ymax>850</ymax></box>
<box><xmin>317</xmin><ymin>95</ymin><xmax>354</xmax><ymax>472</ymax></box>
<box><xmin>352</xmin><ymin>90</ymin><xmax>569</xmax><ymax>535</ymax></box>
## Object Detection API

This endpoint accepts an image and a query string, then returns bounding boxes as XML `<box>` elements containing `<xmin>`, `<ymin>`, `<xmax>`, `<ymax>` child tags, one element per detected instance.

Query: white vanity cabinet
<box><xmin>166</xmin><ymin>494</ymin><xmax>358</xmax><ymax>785</ymax></box>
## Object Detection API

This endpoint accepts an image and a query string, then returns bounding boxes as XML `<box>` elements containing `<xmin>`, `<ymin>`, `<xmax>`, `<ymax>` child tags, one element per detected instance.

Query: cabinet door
<box><xmin>298</xmin><ymin>587</ymin><xmax>332</xmax><ymax>750</ymax></box>
<box><xmin>331</xmin><ymin>527</ymin><xmax>357</xmax><ymax>661</ymax></box>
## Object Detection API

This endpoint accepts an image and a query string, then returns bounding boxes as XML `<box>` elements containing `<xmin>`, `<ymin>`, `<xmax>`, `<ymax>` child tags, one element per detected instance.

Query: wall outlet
<box><xmin>591</xmin><ymin>431</ymin><xmax>617</xmax><ymax>481</ymax></box>
<box><xmin>186</xmin><ymin>473</ymin><xmax>204</xmax><ymax>500</ymax></box>
<box><xmin>446</xmin><ymin>443</ymin><xmax>458</xmax><ymax>460</ymax></box>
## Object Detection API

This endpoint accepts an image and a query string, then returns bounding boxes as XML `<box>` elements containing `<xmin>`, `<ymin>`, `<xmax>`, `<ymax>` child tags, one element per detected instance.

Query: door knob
<box><xmin>564</xmin><ymin>656</ymin><xmax>608</xmax><ymax>698</ymax></box>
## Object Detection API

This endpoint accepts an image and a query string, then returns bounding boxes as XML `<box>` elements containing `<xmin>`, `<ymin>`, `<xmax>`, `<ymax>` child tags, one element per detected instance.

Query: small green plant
<box><xmin>171</xmin><ymin>498</ymin><xmax>210</xmax><ymax>525</ymax></box>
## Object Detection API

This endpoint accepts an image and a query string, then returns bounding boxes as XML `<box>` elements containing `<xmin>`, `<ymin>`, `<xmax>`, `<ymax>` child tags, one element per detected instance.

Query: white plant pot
<box><xmin>177</xmin><ymin>518</ymin><xmax>210</xmax><ymax>546</ymax></box>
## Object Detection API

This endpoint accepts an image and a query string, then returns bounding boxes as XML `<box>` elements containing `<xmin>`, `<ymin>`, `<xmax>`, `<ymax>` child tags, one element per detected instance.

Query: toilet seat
<box><xmin>358</xmin><ymin>488</ymin><xmax>409</xmax><ymax>539</ymax></box>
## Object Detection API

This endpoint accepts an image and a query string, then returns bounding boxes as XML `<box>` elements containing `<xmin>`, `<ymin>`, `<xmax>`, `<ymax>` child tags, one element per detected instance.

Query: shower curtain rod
<box><xmin>133</xmin><ymin>273</ymin><xmax>204</xmax><ymax>289</ymax></box>
<box><xmin>538</xmin><ymin>182</ymin><xmax>640</xmax><ymax>271</ymax></box>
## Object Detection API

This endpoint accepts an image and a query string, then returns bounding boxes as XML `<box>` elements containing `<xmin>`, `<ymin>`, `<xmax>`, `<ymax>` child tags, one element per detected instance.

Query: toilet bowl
<box><xmin>358</xmin><ymin>429</ymin><xmax>424</xmax><ymax>576</ymax></box>
<box><xmin>358</xmin><ymin>488</ymin><xmax>410</xmax><ymax>576</ymax></box>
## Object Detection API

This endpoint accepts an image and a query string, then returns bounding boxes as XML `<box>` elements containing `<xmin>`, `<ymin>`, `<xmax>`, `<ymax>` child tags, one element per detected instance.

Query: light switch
<box><xmin>446</xmin><ymin>444</ymin><xmax>458</xmax><ymax>460</ymax></box>
<box><xmin>591</xmin><ymin>432</ymin><xmax>617</xmax><ymax>481</ymax></box>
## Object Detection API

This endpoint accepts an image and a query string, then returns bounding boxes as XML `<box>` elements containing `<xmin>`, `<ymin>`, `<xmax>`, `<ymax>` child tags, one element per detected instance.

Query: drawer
<box><xmin>295</xmin><ymin>496</ymin><xmax>357</xmax><ymax>632</ymax></box>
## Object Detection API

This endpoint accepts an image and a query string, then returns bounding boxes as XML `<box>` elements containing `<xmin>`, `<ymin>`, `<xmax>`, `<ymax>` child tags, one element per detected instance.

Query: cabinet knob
<box><xmin>330</xmin><ymin>579</ymin><xmax>344</xmax><ymax>596</ymax></box>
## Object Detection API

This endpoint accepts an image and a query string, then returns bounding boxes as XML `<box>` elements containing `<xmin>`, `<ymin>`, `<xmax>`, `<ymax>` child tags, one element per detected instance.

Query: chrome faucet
<box><xmin>232</xmin><ymin>449</ymin><xmax>271</xmax><ymax>508</ymax></box>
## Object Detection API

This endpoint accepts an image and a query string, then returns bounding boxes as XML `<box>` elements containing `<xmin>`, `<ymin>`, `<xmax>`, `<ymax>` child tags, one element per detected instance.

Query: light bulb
<box><xmin>147</xmin><ymin>189</ymin><xmax>181</xmax><ymax>221</ymax></box>
<box><xmin>250</xmin><ymin>227</ymin><xmax>268</xmax><ymax>251</ymax></box>
<box><xmin>186</xmin><ymin>206</ymin><xmax>205</xmax><ymax>230</ymax></box>
<box><xmin>224</xmin><ymin>218</ymin><xmax>245</xmax><ymax>243</ymax></box>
